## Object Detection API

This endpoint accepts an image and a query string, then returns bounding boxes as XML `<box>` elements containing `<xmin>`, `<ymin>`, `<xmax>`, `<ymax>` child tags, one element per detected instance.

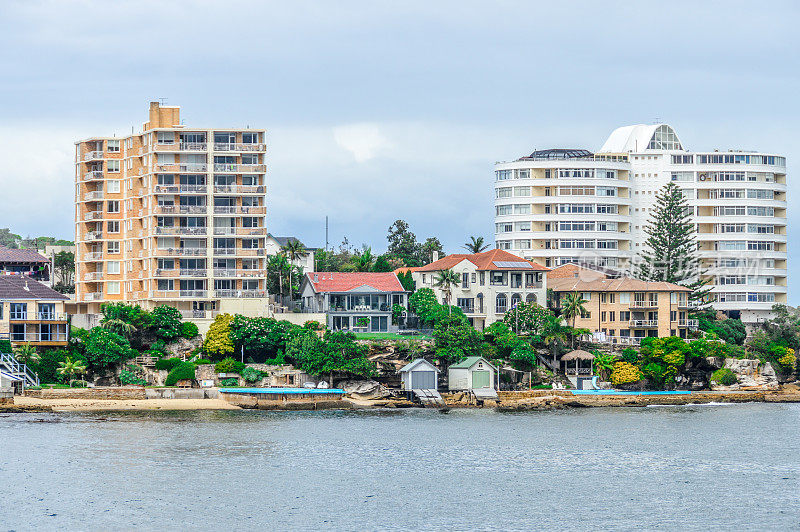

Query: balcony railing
<box><xmin>84</xmin><ymin>211</ymin><xmax>103</xmax><ymax>221</ymax></box>
<box><xmin>84</xmin><ymin>170</ymin><xmax>104</xmax><ymax>180</ymax></box>
<box><xmin>213</xmin><ymin>184</ymin><xmax>266</xmax><ymax>194</ymax></box>
<box><xmin>84</xmin><ymin>251</ymin><xmax>103</xmax><ymax>261</ymax></box>
<box><xmin>458</xmin><ymin>305</ymin><xmax>475</xmax><ymax>314</ymax></box>
<box><xmin>179</xmin><ymin>309</ymin><xmax>219</xmax><ymax>319</ymax></box>
<box><xmin>9</xmin><ymin>332</ymin><xmax>69</xmax><ymax>343</ymax></box>
<box><xmin>155</xmin><ymin>248</ymin><xmax>206</xmax><ymax>256</ymax></box>
<box><xmin>678</xmin><ymin>319</ymin><xmax>699</xmax><ymax>328</ymax></box>
<box><xmin>213</xmin><ymin>269</ymin><xmax>265</xmax><ymax>278</ymax></box>
<box><xmin>213</xmin><ymin>248</ymin><xmax>265</xmax><ymax>256</ymax></box>
<box><xmin>213</xmin><ymin>143</ymin><xmax>266</xmax><ymax>152</ymax></box>
<box><xmin>153</xmin><ymin>184</ymin><xmax>208</xmax><ymax>194</ymax></box>
<box><xmin>179</xmin><ymin>269</ymin><xmax>207</xmax><ymax>277</ymax></box>
<box><xmin>157</xmin><ymin>163</ymin><xmax>207</xmax><ymax>172</ymax></box>
<box><xmin>630</xmin><ymin>301</ymin><xmax>658</xmax><ymax>308</ymax></box>
<box><xmin>33</xmin><ymin>312</ymin><xmax>68</xmax><ymax>321</ymax></box>
<box><xmin>214</xmin><ymin>289</ymin><xmax>266</xmax><ymax>298</ymax></box>
<box><xmin>83</xmin><ymin>272</ymin><xmax>104</xmax><ymax>281</ymax></box>
<box><xmin>83</xmin><ymin>191</ymin><xmax>104</xmax><ymax>201</ymax></box>
<box><xmin>213</xmin><ymin>163</ymin><xmax>266</xmax><ymax>173</ymax></box>
<box><xmin>213</xmin><ymin>206</ymin><xmax>266</xmax><ymax>215</ymax></box>
<box><xmin>629</xmin><ymin>320</ymin><xmax>658</xmax><ymax>328</ymax></box>
<box><xmin>180</xmin><ymin>290</ymin><xmax>207</xmax><ymax>298</ymax></box>
<box><xmin>154</xmin><ymin>227</ymin><xmax>207</xmax><ymax>236</ymax></box>
<box><xmin>84</xmin><ymin>150</ymin><xmax>104</xmax><ymax>161</ymax></box>
<box><xmin>156</xmin><ymin>205</ymin><xmax>207</xmax><ymax>215</ymax></box>
<box><xmin>84</xmin><ymin>292</ymin><xmax>102</xmax><ymax>301</ymax></box>
<box><xmin>85</xmin><ymin>231</ymin><xmax>103</xmax><ymax>240</ymax></box>
<box><xmin>213</xmin><ymin>227</ymin><xmax>236</xmax><ymax>236</ymax></box>
<box><xmin>180</xmin><ymin>142</ymin><xmax>207</xmax><ymax>151</ymax></box>
<box><xmin>236</xmin><ymin>227</ymin><xmax>266</xmax><ymax>236</ymax></box>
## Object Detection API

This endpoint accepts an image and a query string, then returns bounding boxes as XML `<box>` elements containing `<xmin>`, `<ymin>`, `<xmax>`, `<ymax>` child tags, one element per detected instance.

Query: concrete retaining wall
<box><xmin>24</xmin><ymin>387</ymin><xmax>147</xmax><ymax>400</ymax></box>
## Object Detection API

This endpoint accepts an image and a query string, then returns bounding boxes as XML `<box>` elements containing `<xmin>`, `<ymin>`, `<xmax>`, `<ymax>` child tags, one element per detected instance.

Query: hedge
<box><xmin>164</xmin><ymin>361</ymin><xmax>197</xmax><ymax>386</ymax></box>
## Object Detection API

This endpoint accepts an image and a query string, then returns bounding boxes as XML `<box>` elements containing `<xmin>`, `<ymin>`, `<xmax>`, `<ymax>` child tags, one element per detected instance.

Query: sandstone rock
<box><xmin>337</xmin><ymin>379</ymin><xmax>391</xmax><ymax>399</ymax></box>
<box><xmin>163</xmin><ymin>336</ymin><xmax>203</xmax><ymax>359</ymax></box>
<box><xmin>723</xmin><ymin>358</ymin><xmax>779</xmax><ymax>390</ymax></box>
<box><xmin>705</xmin><ymin>357</ymin><xmax>725</xmax><ymax>370</ymax></box>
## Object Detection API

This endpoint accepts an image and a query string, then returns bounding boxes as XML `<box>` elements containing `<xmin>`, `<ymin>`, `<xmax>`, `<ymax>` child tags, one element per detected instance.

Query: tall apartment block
<box><xmin>494</xmin><ymin>124</ymin><xmax>787</xmax><ymax>324</ymax></box>
<box><xmin>74</xmin><ymin>102</ymin><xmax>268</xmax><ymax>319</ymax></box>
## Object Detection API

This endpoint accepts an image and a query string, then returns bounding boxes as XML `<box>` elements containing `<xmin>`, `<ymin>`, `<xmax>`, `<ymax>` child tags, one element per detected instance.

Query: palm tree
<box><xmin>269</xmin><ymin>254</ymin><xmax>291</xmax><ymax>303</ymax></box>
<box><xmin>542</xmin><ymin>315</ymin><xmax>568</xmax><ymax>363</ymax></box>
<box><xmin>13</xmin><ymin>343</ymin><xmax>39</xmax><ymax>365</ymax></box>
<box><xmin>434</xmin><ymin>269</ymin><xmax>461</xmax><ymax>313</ymax></box>
<box><xmin>353</xmin><ymin>246</ymin><xmax>374</xmax><ymax>272</ymax></box>
<box><xmin>561</xmin><ymin>291</ymin><xmax>588</xmax><ymax>348</ymax></box>
<box><xmin>281</xmin><ymin>239</ymin><xmax>307</xmax><ymax>301</ymax></box>
<box><xmin>464</xmin><ymin>236</ymin><xmax>489</xmax><ymax>253</ymax></box>
<box><xmin>57</xmin><ymin>357</ymin><xmax>87</xmax><ymax>384</ymax></box>
<box><xmin>101</xmin><ymin>318</ymin><xmax>137</xmax><ymax>338</ymax></box>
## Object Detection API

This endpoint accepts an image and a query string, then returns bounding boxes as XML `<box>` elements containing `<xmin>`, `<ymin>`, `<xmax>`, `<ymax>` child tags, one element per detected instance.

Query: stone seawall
<box><xmin>23</xmin><ymin>387</ymin><xmax>147</xmax><ymax>400</ymax></box>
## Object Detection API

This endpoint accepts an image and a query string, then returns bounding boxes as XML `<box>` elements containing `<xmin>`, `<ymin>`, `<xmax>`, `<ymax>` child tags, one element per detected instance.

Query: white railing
<box><xmin>213</xmin><ymin>269</ymin><xmax>265</xmax><ymax>278</ymax></box>
<box><xmin>629</xmin><ymin>320</ymin><xmax>658</xmax><ymax>327</ymax></box>
<box><xmin>153</xmin><ymin>184</ymin><xmax>208</xmax><ymax>194</ymax></box>
<box><xmin>179</xmin><ymin>290</ymin><xmax>208</xmax><ymax>298</ymax></box>
<box><xmin>213</xmin><ymin>163</ymin><xmax>266</xmax><ymax>172</ymax></box>
<box><xmin>84</xmin><ymin>292</ymin><xmax>103</xmax><ymax>301</ymax></box>
<box><xmin>179</xmin><ymin>269</ymin><xmax>207</xmax><ymax>277</ymax></box>
<box><xmin>154</xmin><ymin>227</ymin><xmax>207</xmax><ymax>236</ymax></box>
<box><xmin>84</xmin><ymin>211</ymin><xmax>103</xmax><ymax>221</ymax></box>
<box><xmin>85</xmin><ymin>231</ymin><xmax>103</xmax><ymax>240</ymax></box>
<box><xmin>214</xmin><ymin>289</ymin><xmax>265</xmax><ymax>298</ymax></box>
<box><xmin>179</xmin><ymin>142</ymin><xmax>207</xmax><ymax>151</ymax></box>
<box><xmin>84</xmin><ymin>252</ymin><xmax>103</xmax><ymax>261</ymax></box>
<box><xmin>157</xmin><ymin>163</ymin><xmax>207</xmax><ymax>172</ymax></box>
<box><xmin>213</xmin><ymin>143</ymin><xmax>266</xmax><ymax>152</ymax></box>
<box><xmin>35</xmin><ymin>312</ymin><xmax>68</xmax><ymax>321</ymax></box>
<box><xmin>155</xmin><ymin>248</ymin><xmax>205</xmax><ymax>256</ymax></box>
<box><xmin>84</xmin><ymin>150</ymin><xmax>104</xmax><ymax>161</ymax></box>
<box><xmin>84</xmin><ymin>170</ymin><xmax>104</xmax><ymax>180</ymax></box>
<box><xmin>83</xmin><ymin>272</ymin><xmax>104</xmax><ymax>281</ymax></box>
<box><xmin>213</xmin><ymin>227</ymin><xmax>236</xmax><ymax>236</ymax></box>
<box><xmin>0</xmin><ymin>353</ymin><xmax>39</xmax><ymax>387</ymax></box>
<box><xmin>678</xmin><ymin>319</ymin><xmax>699</xmax><ymax>328</ymax></box>
<box><xmin>236</xmin><ymin>227</ymin><xmax>266</xmax><ymax>236</ymax></box>
<box><xmin>213</xmin><ymin>248</ymin><xmax>265</xmax><ymax>256</ymax></box>
<box><xmin>213</xmin><ymin>185</ymin><xmax>265</xmax><ymax>194</ymax></box>
<box><xmin>630</xmin><ymin>301</ymin><xmax>658</xmax><ymax>308</ymax></box>
<box><xmin>83</xmin><ymin>191</ymin><xmax>104</xmax><ymax>201</ymax></box>
<box><xmin>157</xmin><ymin>205</ymin><xmax>207</xmax><ymax>215</ymax></box>
<box><xmin>213</xmin><ymin>206</ymin><xmax>265</xmax><ymax>215</ymax></box>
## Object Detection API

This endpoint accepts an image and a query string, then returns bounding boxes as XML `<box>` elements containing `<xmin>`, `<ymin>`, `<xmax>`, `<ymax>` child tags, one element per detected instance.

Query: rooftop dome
<box><xmin>598</xmin><ymin>124</ymin><xmax>684</xmax><ymax>153</ymax></box>
<box><xmin>519</xmin><ymin>148</ymin><xmax>593</xmax><ymax>160</ymax></box>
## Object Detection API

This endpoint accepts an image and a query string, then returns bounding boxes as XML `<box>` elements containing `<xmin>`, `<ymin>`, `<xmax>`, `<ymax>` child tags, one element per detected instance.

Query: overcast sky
<box><xmin>0</xmin><ymin>0</ymin><xmax>797</xmax><ymax>299</ymax></box>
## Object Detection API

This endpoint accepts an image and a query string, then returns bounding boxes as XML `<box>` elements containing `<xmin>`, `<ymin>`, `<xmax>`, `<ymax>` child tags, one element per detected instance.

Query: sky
<box><xmin>0</xmin><ymin>0</ymin><xmax>797</xmax><ymax>299</ymax></box>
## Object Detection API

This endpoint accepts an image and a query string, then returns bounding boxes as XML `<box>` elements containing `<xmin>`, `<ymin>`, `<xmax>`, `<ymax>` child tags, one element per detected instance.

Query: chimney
<box><xmin>314</xmin><ymin>274</ymin><xmax>319</xmax><ymax>283</ymax></box>
<box><xmin>432</xmin><ymin>251</ymin><xmax>439</xmax><ymax>262</ymax></box>
<box><xmin>23</xmin><ymin>281</ymin><xmax>29</xmax><ymax>291</ymax></box>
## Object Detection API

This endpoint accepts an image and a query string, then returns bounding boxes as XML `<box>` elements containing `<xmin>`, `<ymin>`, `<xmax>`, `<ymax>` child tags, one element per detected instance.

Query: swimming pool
<box><xmin>570</xmin><ymin>390</ymin><xmax>691</xmax><ymax>396</ymax></box>
<box><xmin>219</xmin><ymin>387</ymin><xmax>346</xmax><ymax>395</ymax></box>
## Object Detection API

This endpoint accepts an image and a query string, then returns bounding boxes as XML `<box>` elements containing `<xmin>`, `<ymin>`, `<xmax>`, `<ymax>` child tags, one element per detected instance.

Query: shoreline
<box><xmin>5</xmin><ymin>387</ymin><xmax>800</xmax><ymax>413</ymax></box>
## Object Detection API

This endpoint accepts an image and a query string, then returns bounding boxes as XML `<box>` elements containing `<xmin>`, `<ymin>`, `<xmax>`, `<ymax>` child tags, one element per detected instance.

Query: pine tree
<box><xmin>636</xmin><ymin>182</ymin><xmax>711</xmax><ymax>307</ymax></box>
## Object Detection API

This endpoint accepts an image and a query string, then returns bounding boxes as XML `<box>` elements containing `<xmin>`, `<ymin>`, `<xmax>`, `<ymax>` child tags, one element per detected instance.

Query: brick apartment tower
<box><xmin>74</xmin><ymin>102</ymin><xmax>268</xmax><ymax>319</ymax></box>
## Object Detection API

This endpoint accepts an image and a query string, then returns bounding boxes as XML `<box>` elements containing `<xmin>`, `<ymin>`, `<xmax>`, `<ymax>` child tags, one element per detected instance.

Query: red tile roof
<box><xmin>305</xmin><ymin>272</ymin><xmax>405</xmax><ymax>293</ymax></box>
<box><xmin>0</xmin><ymin>245</ymin><xmax>49</xmax><ymax>264</ymax></box>
<box><xmin>414</xmin><ymin>249</ymin><xmax>549</xmax><ymax>272</ymax></box>
<box><xmin>393</xmin><ymin>267</ymin><xmax>419</xmax><ymax>275</ymax></box>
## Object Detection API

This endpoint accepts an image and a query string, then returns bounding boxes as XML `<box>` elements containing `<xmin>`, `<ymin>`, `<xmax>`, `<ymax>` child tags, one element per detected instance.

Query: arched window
<box><xmin>511</xmin><ymin>293</ymin><xmax>521</xmax><ymax>307</ymax></box>
<box><xmin>476</xmin><ymin>293</ymin><xmax>484</xmax><ymax>313</ymax></box>
<box><xmin>526</xmin><ymin>293</ymin><xmax>537</xmax><ymax>304</ymax></box>
<box><xmin>496</xmin><ymin>293</ymin><xmax>507</xmax><ymax>314</ymax></box>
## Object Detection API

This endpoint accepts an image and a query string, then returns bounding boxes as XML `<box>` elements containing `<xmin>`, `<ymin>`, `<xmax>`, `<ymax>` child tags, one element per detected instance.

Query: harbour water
<box><xmin>2</xmin><ymin>403</ymin><xmax>799</xmax><ymax>530</ymax></box>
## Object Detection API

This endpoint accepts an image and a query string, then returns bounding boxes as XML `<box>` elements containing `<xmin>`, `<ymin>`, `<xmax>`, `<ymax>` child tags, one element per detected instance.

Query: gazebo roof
<box><xmin>561</xmin><ymin>350</ymin><xmax>595</xmax><ymax>361</ymax></box>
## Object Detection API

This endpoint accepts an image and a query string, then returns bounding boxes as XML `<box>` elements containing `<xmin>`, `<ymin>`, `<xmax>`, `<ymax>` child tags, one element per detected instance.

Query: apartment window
<box><xmin>479</xmin><ymin>272</ymin><xmax>485</xmax><ymax>286</ymax></box>
<box><xmin>513</xmin><ymin>204</ymin><xmax>531</xmax><ymax>215</ymax></box>
<box><xmin>462</xmin><ymin>272</ymin><xmax>469</xmax><ymax>289</ymax></box>
<box><xmin>107</xmin><ymin>241</ymin><xmax>120</xmax><ymax>254</ymax></box>
<box><xmin>242</xmin><ymin>132</ymin><xmax>259</xmax><ymax>144</ymax></box>
<box><xmin>495</xmin><ymin>170</ymin><xmax>512</xmax><ymax>181</ymax></box>
<box><xmin>515</xmin><ymin>239</ymin><xmax>531</xmax><ymax>250</ymax></box>
<box><xmin>241</xmin><ymin>154</ymin><xmax>259</xmax><ymax>165</ymax></box>
<box><xmin>516</xmin><ymin>169</ymin><xmax>530</xmax><ymax>179</ymax></box>
<box><xmin>496</xmin><ymin>205</ymin><xmax>512</xmax><ymax>216</ymax></box>
<box><xmin>107</xmin><ymin>201</ymin><xmax>120</xmax><ymax>213</ymax></box>
<box><xmin>107</xmin><ymin>160</ymin><xmax>120</xmax><ymax>172</ymax></box>
<box><xmin>619</xmin><ymin>292</ymin><xmax>630</xmax><ymax>304</ymax></box>
<box><xmin>10</xmin><ymin>303</ymin><xmax>27</xmax><ymax>320</ymax></box>
<box><xmin>601</xmin><ymin>311</ymin><xmax>607</xmax><ymax>322</ymax></box>
<box><xmin>107</xmin><ymin>281</ymin><xmax>121</xmax><ymax>295</ymax></box>
<box><xmin>620</xmin><ymin>311</ymin><xmax>630</xmax><ymax>322</ymax></box>
<box><xmin>107</xmin><ymin>140</ymin><xmax>120</xmax><ymax>152</ymax></box>
<box><xmin>107</xmin><ymin>261</ymin><xmax>120</xmax><ymax>274</ymax></box>
<box><xmin>609</xmin><ymin>293</ymin><xmax>615</xmax><ymax>304</ymax></box>
<box><xmin>513</xmin><ymin>186</ymin><xmax>531</xmax><ymax>196</ymax></box>
<box><xmin>157</xmin><ymin>279</ymin><xmax>174</xmax><ymax>291</ymax></box>
<box><xmin>157</xmin><ymin>132</ymin><xmax>174</xmax><ymax>144</ymax></box>
<box><xmin>609</xmin><ymin>311</ymin><xmax>615</xmax><ymax>322</ymax></box>
<box><xmin>107</xmin><ymin>221</ymin><xmax>120</xmax><ymax>233</ymax></box>
<box><xmin>671</xmin><ymin>155</ymin><xmax>693</xmax><ymax>164</ymax></box>
<box><xmin>107</xmin><ymin>180</ymin><xmax>120</xmax><ymax>193</ymax></box>
<box><xmin>496</xmin><ymin>187</ymin><xmax>512</xmax><ymax>198</ymax></box>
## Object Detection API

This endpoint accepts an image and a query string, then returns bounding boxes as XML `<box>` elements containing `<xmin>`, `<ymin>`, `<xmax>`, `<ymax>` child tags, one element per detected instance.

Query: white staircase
<box><xmin>0</xmin><ymin>353</ymin><xmax>40</xmax><ymax>388</ymax></box>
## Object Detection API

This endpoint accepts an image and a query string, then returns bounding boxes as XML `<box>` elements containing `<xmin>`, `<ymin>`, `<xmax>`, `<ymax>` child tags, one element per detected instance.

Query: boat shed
<box><xmin>399</xmin><ymin>359</ymin><xmax>439</xmax><ymax>391</ymax></box>
<box><xmin>448</xmin><ymin>356</ymin><xmax>497</xmax><ymax>392</ymax></box>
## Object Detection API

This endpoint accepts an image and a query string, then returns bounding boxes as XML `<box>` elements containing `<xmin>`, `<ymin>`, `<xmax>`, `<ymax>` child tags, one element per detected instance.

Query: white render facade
<box><xmin>494</xmin><ymin>125</ymin><xmax>787</xmax><ymax>324</ymax></box>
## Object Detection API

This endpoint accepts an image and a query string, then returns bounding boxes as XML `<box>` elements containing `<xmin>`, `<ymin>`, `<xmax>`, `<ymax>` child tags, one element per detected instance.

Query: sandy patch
<box><xmin>14</xmin><ymin>397</ymin><xmax>240</xmax><ymax>412</ymax></box>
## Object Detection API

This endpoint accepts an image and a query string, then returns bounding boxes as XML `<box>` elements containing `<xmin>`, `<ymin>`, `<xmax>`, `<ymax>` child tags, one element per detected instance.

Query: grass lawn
<box><xmin>354</xmin><ymin>333</ymin><xmax>431</xmax><ymax>340</ymax></box>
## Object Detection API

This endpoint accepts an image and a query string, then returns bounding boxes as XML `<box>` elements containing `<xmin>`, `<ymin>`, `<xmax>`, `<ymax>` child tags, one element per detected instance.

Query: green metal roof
<box><xmin>450</xmin><ymin>356</ymin><xmax>485</xmax><ymax>369</ymax></box>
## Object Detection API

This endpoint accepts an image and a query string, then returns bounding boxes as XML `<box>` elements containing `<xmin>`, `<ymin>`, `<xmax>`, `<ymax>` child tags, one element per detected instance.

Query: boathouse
<box><xmin>448</xmin><ymin>356</ymin><xmax>497</xmax><ymax>393</ymax></box>
<box><xmin>399</xmin><ymin>359</ymin><xmax>439</xmax><ymax>391</ymax></box>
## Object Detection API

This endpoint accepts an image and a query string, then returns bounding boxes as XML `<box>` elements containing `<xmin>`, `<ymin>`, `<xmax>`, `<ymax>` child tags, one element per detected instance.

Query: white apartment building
<box><xmin>74</xmin><ymin>102</ymin><xmax>268</xmax><ymax>319</ymax></box>
<box><xmin>494</xmin><ymin>124</ymin><xmax>787</xmax><ymax>324</ymax></box>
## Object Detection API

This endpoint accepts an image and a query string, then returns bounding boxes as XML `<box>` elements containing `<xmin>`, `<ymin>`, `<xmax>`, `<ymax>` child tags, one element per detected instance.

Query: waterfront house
<box><xmin>448</xmin><ymin>356</ymin><xmax>497</xmax><ymax>393</ymax></box>
<box><xmin>547</xmin><ymin>264</ymin><xmax>698</xmax><ymax>342</ymax></box>
<box><xmin>300</xmin><ymin>272</ymin><xmax>408</xmax><ymax>333</ymax></box>
<box><xmin>399</xmin><ymin>358</ymin><xmax>439</xmax><ymax>391</ymax></box>
<box><xmin>411</xmin><ymin>249</ymin><xmax>548</xmax><ymax>330</ymax></box>
<box><xmin>560</xmin><ymin>349</ymin><xmax>595</xmax><ymax>389</ymax></box>
<box><xmin>0</xmin><ymin>276</ymin><xmax>69</xmax><ymax>347</ymax></box>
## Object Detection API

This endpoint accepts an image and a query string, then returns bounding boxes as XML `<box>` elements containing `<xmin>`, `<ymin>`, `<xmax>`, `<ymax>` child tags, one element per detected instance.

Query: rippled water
<box><xmin>1</xmin><ymin>404</ymin><xmax>799</xmax><ymax>531</ymax></box>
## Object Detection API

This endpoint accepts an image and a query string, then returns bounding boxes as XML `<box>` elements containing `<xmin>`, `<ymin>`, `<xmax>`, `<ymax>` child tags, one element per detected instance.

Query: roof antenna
<box><xmin>159</xmin><ymin>97</ymin><xmax>167</xmax><ymax>105</ymax></box>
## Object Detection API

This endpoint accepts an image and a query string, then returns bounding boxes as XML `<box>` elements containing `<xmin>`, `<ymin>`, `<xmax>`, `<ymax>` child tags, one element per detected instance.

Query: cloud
<box><xmin>333</xmin><ymin>123</ymin><xmax>390</xmax><ymax>162</ymax></box>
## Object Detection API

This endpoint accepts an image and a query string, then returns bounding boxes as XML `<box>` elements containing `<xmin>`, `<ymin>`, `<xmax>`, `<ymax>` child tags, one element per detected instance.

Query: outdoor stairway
<box><xmin>412</xmin><ymin>389</ymin><xmax>445</xmax><ymax>407</ymax></box>
<box><xmin>0</xmin><ymin>352</ymin><xmax>40</xmax><ymax>387</ymax></box>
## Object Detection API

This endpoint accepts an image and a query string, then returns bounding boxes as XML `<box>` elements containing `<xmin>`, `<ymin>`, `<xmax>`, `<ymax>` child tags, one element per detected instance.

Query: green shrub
<box><xmin>214</xmin><ymin>357</ymin><xmax>245</xmax><ymax>374</ymax></box>
<box><xmin>181</xmin><ymin>321</ymin><xmax>199</xmax><ymax>339</ymax></box>
<box><xmin>711</xmin><ymin>368</ymin><xmax>737</xmax><ymax>386</ymax></box>
<box><xmin>241</xmin><ymin>366</ymin><xmax>263</xmax><ymax>383</ymax></box>
<box><xmin>193</xmin><ymin>358</ymin><xmax>212</xmax><ymax>365</ymax></box>
<box><xmin>303</xmin><ymin>320</ymin><xmax>323</xmax><ymax>331</ymax></box>
<box><xmin>155</xmin><ymin>357</ymin><xmax>181</xmax><ymax>371</ymax></box>
<box><xmin>263</xmin><ymin>352</ymin><xmax>286</xmax><ymax>366</ymax></box>
<box><xmin>119</xmin><ymin>366</ymin><xmax>147</xmax><ymax>386</ymax></box>
<box><xmin>620</xmin><ymin>347</ymin><xmax>638</xmax><ymax>364</ymax></box>
<box><xmin>0</xmin><ymin>339</ymin><xmax>12</xmax><ymax>354</ymax></box>
<box><xmin>69</xmin><ymin>379</ymin><xmax>88</xmax><ymax>388</ymax></box>
<box><xmin>219</xmin><ymin>377</ymin><xmax>239</xmax><ymax>387</ymax></box>
<box><xmin>164</xmin><ymin>361</ymin><xmax>197</xmax><ymax>386</ymax></box>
